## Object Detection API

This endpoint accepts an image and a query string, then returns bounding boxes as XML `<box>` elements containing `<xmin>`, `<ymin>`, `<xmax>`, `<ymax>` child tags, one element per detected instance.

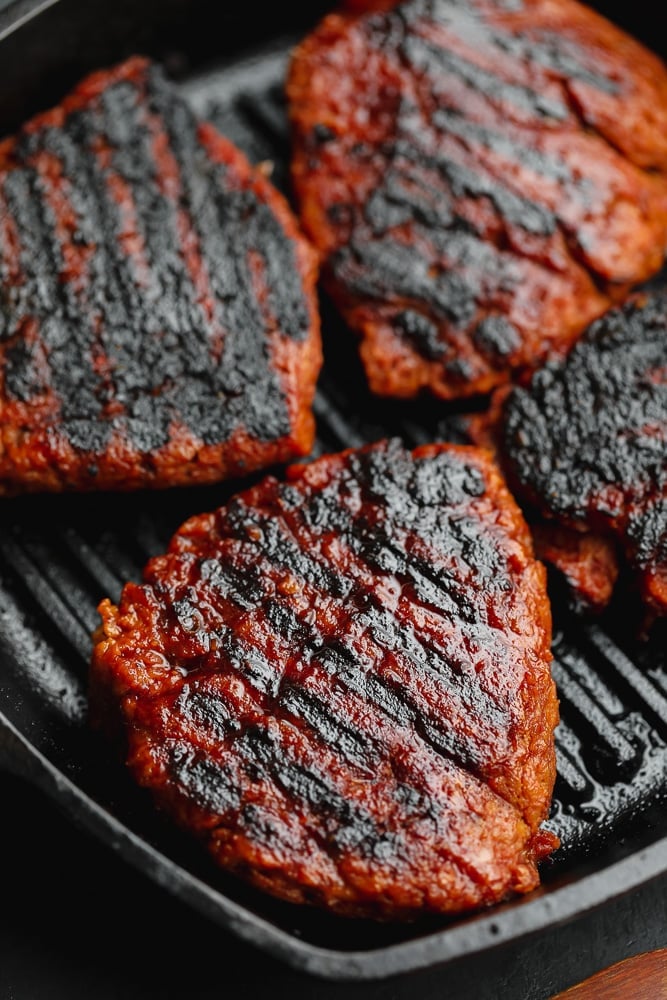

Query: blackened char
<box><xmin>91</xmin><ymin>439</ymin><xmax>558</xmax><ymax>919</ymax></box>
<box><xmin>288</xmin><ymin>0</ymin><xmax>667</xmax><ymax>399</ymax></box>
<box><xmin>0</xmin><ymin>58</ymin><xmax>321</xmax><ymax>493</ymax></box>
<box><xmin>503</xmin><ymin>293</ymin><xmax>667</xmax><ymax>618</ymax></box>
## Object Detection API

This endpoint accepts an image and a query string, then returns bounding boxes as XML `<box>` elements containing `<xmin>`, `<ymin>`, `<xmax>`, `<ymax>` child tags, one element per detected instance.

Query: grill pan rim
<box><xmin>2</xmin><ymin>708</ymin><xmax>666</xmax><ymax>981</ymax></box>
<box><xmin>0</xmin><ymin>0</ymin><xmax>666</xmax><ymax>982</ymax></box>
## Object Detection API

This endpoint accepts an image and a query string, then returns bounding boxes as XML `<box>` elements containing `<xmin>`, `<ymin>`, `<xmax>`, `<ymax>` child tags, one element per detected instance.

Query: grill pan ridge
<box><xmin>0</xmin><ymin>0</ymin><xmax>666</xmax><ymax>982</ymax></box>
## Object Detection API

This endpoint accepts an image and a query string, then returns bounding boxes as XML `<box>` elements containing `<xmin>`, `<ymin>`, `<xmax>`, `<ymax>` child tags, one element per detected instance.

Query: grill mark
<box><xmin>504</xmin><ymin>294</ymin><xmax>667</xmax><ymax>589</ymax></box>
<box><xmin>313</xmin><ymin>445</ymin><xmax>508</xmax><ymax>595</ymax></box>
<box><xmin>222</xmin><ymin>496</ymin><xmax>351</xmax><ymax>599</ymax></box>
<box><xmin>98</xmin><ymin>77</ymin><xmax>227</xmax><ymax>452</ymax></box>
<box><xmin>0</xmin><ymin>184</ymin><xmax>23</xmax><ymax>339</ymax></box>
<box><xmin>7</xmin><ymin>100</ymin><xmax>165</xmax><ymax>452</ymax></box>
<box><xmin>329</xmin><ymin>94</ymin><xmax>558</xmax><ymax>350</ymax></box>
<box><xmin>170</xmin><ymin>744</ymin><xmax>242</xmax><ymax>814</ymax></box>
<box><xmin>3</xmin><ymin>63</ymin><xmax>313</xmax><ymax>457</ymax></box>
<box><xmin>399</xmin><ymin>29</ymin><xmax>569</xmax><ymax>123</ymax></box>
<box><xmin>1</xmin><ymin>164</ymin><xmax>62</xmax><ymax>326</ymax></box>
<box><xmin>172</xmin><ymin>450</ymin><xmax>522</xmax><ymax>774</ymax></box>
<box><xmin>243</xmin><ymin>193</ymin><xmax>311</xmax><ymax>345</ymax></box>
<box><xmin>227</xmin><ymin>469</ymin><xmax>518</xmax><ymax>661</ymax></box>
<box><xmin>393</xmin><ymin>122</ymin><xmax>557</xmax><ymax>238</ymax></box>
<box><xmin>494</xmin><ymin>30</ymin><xmax>621</xmax><ymax>96</ymax></box>
<box><xmin>172</xmin><ymin>625</ymin><xmax>384</xmax><ymax>778</ymax></box>
<box><xmin>116</xmin><ymin>442</ymin><xmax>549</xmax><ymax>886</ymax></box>
<box><xmin>235</xmin><ymin>725</ymin><xmax>388</xmax><ymax>856</ymax></box>
<box><xmin>283</xmin><ymin>519</ymin><xmax>520</xmax><ymax>752</ymax></box>
<box><xmin>302</xmin><ymin>639</ymin><xmax>498</xmax><ymax>810</ymax></box>
<box><xmin>166</xmin><ymin>579</ymin><xmax>498</xmax><ymax>795</ymax></box>
<box><xmin>236</xmin><ymin>803</ymin><xmax>306</xmax><ymax>857</ymax></box>
<box><xmin>431</xmin><ymin>107</ymin><xmax>573</xmax><ymax>185</ymax></box>
<box><xmin>388</xmin><ymin>0</ymin><xmax>619</xmax><ymax>110</ymax></box>
<box><xmin>152</xmin><ymin>75</ymin><xmax>306</xmax><ymax>439</ymax></box>
<box><xmin>3</xmin><ymin>147</ymin><xmax>96</xmax><ymax>408</ymax></box>
<box><xmin>229</xmin><ymin>715</ymin><xmax>504</xmax><ymax>886</ymax></box>
<box><xmin>327</xmin><ymin>74</ymin><xmax>570</xmax><ymax>360</ymax></box>
<box><xmin>364</xmin><ymin>168</ymin><xmax>455</xmax><ymax>234</ymax></box>
<box><xmin>164</xmin><ymin>696</ymin><xmax>357</xmax><ymax>869</ymax></box>
<box><xmin>331</xmin><ymin>234</ymin><xmax>483</xmax><ymax>329</ymax></box>
<box><xmin>155</xmin><ymin>564</ymin><xmax>377</xmax><ymax>772</ymax></box>
<box><xmin>147</xmin><ymin>113</ymin><xmax>226</xmax><ymax>364</ymax></box>
<box><xmin>161</xmin><ymin>594</ymin><xmax>520</xmax><ymax>887</ymax></box>
<box><xmin>505</xmin><ymin>297</ymin><xmax>667</xmax><ymax>516</ymax></box>
<box><xmin>277</xmin><ymin>451</ymin><xmax>525</xmax><ymax>746</ymax></box>
<box><xmin>1</xmin><ymin>153</ymin><xmax>109</xmax><ymax>449</ymax></box>
<box><xmin>179</xmin><ymin>537</ymin><xmax>504</xmax><ymax>775</ymax></box>
<box><xmin>154</xmin><ymin>92</ymin><xmax>286</xmax><ymax>442</ymax></box>
<box><xmin>175</xmin><ymin>685</ymin><xmax>242</xmax><ymax>742</ymax></box>
<box><xmin>62</xmin><ymin>101</ymin><xmax>164</xmax><ymax>452</ymax></box>
<box><xmin>3</xmin><ymin>328</ymin><xmax>46</xmax><ymax>402</ymax></box>
<box><xmin>277</xmin><ymin>682</ymin><xmax>380</xmax><ymax>774</ymax></box>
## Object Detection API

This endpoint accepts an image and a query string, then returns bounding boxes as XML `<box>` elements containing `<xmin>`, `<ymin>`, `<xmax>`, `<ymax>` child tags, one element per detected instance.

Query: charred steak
<box><xmin>92</xmin><ymin>439</ymin><xmax>558</xmax><ymax>919</ymax></box>
<box><xmin>288</xmin><ymin>0</ymin><xmax>667</xmax><ymax>399</ymax></box>
<box><xmin>465</xmin><ymin>387</ymin><xmax>621</xmax><ymax>616</ymax></box>
<box><xmin>503</xmin><ymin>293</ymin><xmax>667</xmax><ymax>619</ymax></box>
<box><xmin>0</xmin><ymin>58</ymin><xmax>321</xmax><ymax>493</ymax></box>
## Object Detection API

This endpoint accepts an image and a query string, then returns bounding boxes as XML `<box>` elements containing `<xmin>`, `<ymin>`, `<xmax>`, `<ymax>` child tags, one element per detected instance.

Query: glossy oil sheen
<box><xmin>0</xmin><ymin>1</ymin><xmax>666</xmax><ymax>981</ymax></box>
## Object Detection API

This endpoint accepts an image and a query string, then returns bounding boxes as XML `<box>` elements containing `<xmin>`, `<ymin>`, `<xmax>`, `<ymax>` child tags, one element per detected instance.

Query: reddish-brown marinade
<box><xmin>0</xmin><ymin>57</ymin><xmax>321</xmax><ymax>493</ymax></box>
<box><xmin>92</xmin><ymin>439</ymin><xmax>558</xmax><ymax>920</ymax></box>
<box><xmin>531</xmin><ymin>524</ymin><xmax>619</xmax><ymax>616</ymax></box>
<box><xmin>288</xmin><ymin>0</ymin><xmax>667</xmax><ymax>399</ymax></box>
<box><xmin>503</xmin><ymin>293</ymin><xmax>667</xmax><ymax>620</ymax></box>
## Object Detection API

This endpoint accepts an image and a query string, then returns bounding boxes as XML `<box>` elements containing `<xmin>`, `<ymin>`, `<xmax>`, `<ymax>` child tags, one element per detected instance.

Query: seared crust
<box><xmin>503</xmin><ymin>293</ymin><xmax>667</xmax><ymax>618</ymax></box>
<box><xmin>92</xmin><ymin>439</ymin><xmax>558</xmax><ymax>919</ymax></box>
<box><xmin>0</xmin><ymin>58</ymin><xmax>321</xmax><ymax>493</ymax></box>
<box><xmin>288</xmin><ymin>0</ymin><xmax>667</xmax><ymax>399</ymax></box>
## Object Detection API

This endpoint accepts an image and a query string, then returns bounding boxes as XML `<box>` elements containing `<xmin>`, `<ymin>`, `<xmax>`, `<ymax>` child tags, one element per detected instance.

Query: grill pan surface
<box><xmin>0</xmin><ymin>0</ymin><xmax>666</xmax><ymax>983</ymax></box>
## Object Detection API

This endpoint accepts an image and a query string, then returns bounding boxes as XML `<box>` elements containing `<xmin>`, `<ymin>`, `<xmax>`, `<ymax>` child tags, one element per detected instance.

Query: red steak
<box><xmin>288</xmin><ymin>0</ymin><xmax>667</xmax><ymax>399</ymax></box>
<box><xmin>0</xmin><ymin>58</ymin><xmax>321</xmax><ymax>493</ymax></box>
<box><xmin>502</xmin><ymin>293</ymin><xmax>667</xmax><ymax>621</ymax></box>
<box><xmin>92</xmin><ymin>439</ymin><xmax>559</xmax><ymax>919</ymax></box>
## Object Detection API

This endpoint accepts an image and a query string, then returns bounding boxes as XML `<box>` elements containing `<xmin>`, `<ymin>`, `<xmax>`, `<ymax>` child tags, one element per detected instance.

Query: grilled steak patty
<box><xmin>92</xmin><ymin>439</ymin><xmax>558</xmax><ymax>919</ymax></box>
<box><xmin>465</xmin><ymin>387</ymin><xmax>621</xmax><ymax>616</ymax></box>
<box><xmin>503</xmin><ymin>293</ymin><xmax>667</xmax><ymax>618</ymax></box>
<box><xmin>288</xmin><ymin>0</ymin><xmax>667</xmax><ymax>399</ymax></box>
<box><xmin>0</xmin><ymin>57</ymin><xmax>321</xmax><ymax>493</ymax></box>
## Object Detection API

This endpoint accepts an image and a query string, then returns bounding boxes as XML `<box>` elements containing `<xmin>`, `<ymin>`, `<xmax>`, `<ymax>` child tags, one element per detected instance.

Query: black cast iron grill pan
<box><xmin>0</xmin><ymin>0</ymin><xmax>666</xmax><ymax>982</ymax></box>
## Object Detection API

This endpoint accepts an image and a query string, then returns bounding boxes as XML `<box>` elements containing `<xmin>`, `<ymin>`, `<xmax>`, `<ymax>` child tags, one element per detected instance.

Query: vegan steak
<box><xmin>288</xmin><ymin>0</ymin><xmax>667</xmax><ymax>399</ymax></box>
<box><xmin>0</xmin><ymin>57</ymin><xmax>321</xmax><ymax>494</ymax></box>
<box><xmin>503</xmin><ymin>293</ymin><xmax>667</xmax><ymax>620</ymax></box>
<box><xmin>92</xmin><ymin>439</ymin><xmax>559</xmax><ymax>919</ymax></box>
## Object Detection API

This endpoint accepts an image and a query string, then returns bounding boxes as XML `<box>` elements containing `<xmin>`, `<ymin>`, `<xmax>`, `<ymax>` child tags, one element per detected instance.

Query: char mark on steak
<box><xmin>0</xmin><ymin>57</ymin><xmax>321</xmax><ymax>493</ymax></box>
<box><xmin>288</xmin><ymin>0</ymin><xmax>667</xmax><ymax>399</ymax></box>
<box><xmin>92</xmin><ymin>439</ymin><xmax>559</xmax><ymax>919</ymax></box>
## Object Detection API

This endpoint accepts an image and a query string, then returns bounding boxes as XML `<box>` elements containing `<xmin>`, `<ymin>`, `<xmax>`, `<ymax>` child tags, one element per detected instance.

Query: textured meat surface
<box><xmin>0</xmin><ymin>58</ymin><xmax>321</xmax><ymax>493</ymax></box>
<box><xmin>288</xmin><ymin>0</ymin><xmax>667</xmax><ymax>399</ymax></box>
<box><xmin>465</xmin><ymin>390</ymin><xmax>621</xmax><ymax>615</ymax></box>
<box><xmin>531</xmin><ymin>524</ymin><xmax>619</xmax><ymax>615</ymax></box>
<box><xmin>92</xmin><ymin>439</ymin><xmax>558</xmax><ymax>919</ymax></box>
<box><xmin>504</xmin><ymin>294</ymin><xmax>667</xmax><ymax>617</ymax></box>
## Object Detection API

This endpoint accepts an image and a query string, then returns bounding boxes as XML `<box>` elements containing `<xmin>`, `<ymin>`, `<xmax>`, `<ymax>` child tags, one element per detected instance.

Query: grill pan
<box><xmin>0</xmin><ymin>0</ymin><xmax>666</xmax><ymax>984</ymax></box>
